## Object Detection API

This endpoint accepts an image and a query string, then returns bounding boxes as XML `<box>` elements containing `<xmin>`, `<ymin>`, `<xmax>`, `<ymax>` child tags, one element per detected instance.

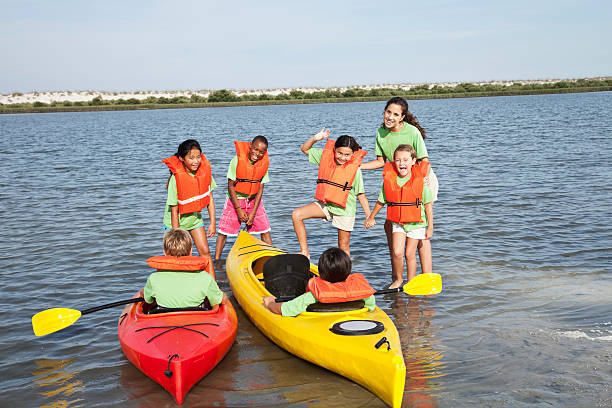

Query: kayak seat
<box><xmin>262</xmin><ymin>254</ymin><xmax>313</xmax><ymax>298</ymax></box>
<box><xmin>146</xmin><ymin>298</ymin><xmax>212</xmax><ymax>314</ymax></box>
<box><xmin>306</xmin><ymin>300</ymin><xmax>366</xmax><ymax>312</ymax></box>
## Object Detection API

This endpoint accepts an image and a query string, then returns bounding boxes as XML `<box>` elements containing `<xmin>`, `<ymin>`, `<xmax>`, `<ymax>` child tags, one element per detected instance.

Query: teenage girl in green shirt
<box><xmin>361</xmin><ymin>97</ymin><xmax>437</xmax><ymax>288</ymax></box>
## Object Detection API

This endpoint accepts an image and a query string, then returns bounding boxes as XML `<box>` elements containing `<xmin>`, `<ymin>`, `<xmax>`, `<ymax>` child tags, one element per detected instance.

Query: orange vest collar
<box><xmin>307</xmin><ymin>273</ymin><xmax>375</xmax><ymax>303</ymax></box>
<box><xmin>146</xmin><ymin>255</ymin><xmax>210</xmax><ymax>272</ymax></box>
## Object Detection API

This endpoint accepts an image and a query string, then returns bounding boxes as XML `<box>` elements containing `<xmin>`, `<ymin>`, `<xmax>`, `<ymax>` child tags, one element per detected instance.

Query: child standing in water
<box><xmin>215</xmin><ymin>136</ymin><xmax>272</xmax><ymax>260</ymax></box>
<box><xmin>162</xmin><ymin>139</ymin><xmax>216</xmax><ymax>271</ymax></box>
<box><xmin>361</xmin><ymin>97</ymin><xmax>438</xmax><ymax>279</ymax></box>
<box><xmin>365</xmin><ymin>145</ymin><xmax>434</xmax><ymax>288</ymax></box>
<box><xmin>292</xmin><ymin>128</ymin><xmax>371</xmax><ymax>258</ymax></box>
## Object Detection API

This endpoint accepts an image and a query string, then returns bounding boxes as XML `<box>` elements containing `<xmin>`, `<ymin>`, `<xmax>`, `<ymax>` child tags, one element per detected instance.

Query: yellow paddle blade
<box><xmin>403</xmin><ymin>273</ymin><xmax>442</xmax><ymax>296</ymax></box>
<box><xmin>32</xmin><ymin>308</ymin><xmax>82</xmax><ymax>337</ymax></box>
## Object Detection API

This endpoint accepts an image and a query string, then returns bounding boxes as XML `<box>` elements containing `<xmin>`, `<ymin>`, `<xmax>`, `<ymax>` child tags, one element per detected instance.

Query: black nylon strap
<box><xmin>316</xmin><ymin>179</ymin><xmax>352</xmax><ymax>191</ymax></box>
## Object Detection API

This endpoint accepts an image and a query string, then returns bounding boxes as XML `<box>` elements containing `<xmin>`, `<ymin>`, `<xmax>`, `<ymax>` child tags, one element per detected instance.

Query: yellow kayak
<box><xmin>226</xmin><ymin>231</ymin><xmax>406</xmax><ymax>407</ymax></box>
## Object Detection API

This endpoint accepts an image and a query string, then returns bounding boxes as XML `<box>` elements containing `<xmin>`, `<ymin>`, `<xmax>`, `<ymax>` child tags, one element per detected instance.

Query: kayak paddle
<box><xmin>274</xmin><ymin>273</ymin><xmax>442</xmax><ymax>302</ymax></box>
<box><xmin>375</xmin><ymin>272</ymin><xmax>442</xmax><ymax>296</ymax></box>
<box><xmin>32</xmin><ymin>297</ymin><xmax>144</xmax><ymax>337</ymax></box>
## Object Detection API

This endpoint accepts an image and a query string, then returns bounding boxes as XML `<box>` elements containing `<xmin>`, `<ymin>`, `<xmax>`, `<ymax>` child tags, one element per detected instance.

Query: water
<box><xmin>1</xmin><ymin>92</ymin><xmax>611</xmax><ymax>407</ymax></box>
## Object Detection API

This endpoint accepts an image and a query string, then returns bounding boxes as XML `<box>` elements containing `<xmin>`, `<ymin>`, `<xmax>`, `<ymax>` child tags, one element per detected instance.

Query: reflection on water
<box><xmin>388</xmin><ymin>296</ymin><xmax>445</xmax><ymax>407</ymax></box>
<box><xmin>33</xmin><ymin>359</ymin><xmax>84</xmax><ymax>408</ymax></box>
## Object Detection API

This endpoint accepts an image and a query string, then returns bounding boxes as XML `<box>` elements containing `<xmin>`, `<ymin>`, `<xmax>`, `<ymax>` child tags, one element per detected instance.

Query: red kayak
<box><xmin>117</xmin><ymin>290</ymin><xmax>237</xmax><ymax>404</ymax></box>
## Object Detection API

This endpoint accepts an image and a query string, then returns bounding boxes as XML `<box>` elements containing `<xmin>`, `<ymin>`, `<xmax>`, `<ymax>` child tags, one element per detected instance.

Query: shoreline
<box><xmin>1</xmin><ymin>77</ymin><xmax>610</xmax><ymax>114</ymax></box>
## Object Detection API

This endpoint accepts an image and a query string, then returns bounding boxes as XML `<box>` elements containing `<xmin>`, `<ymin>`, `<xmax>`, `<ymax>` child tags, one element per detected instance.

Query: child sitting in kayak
<box><xmin>144</xmin><ymin>228</ymin><xmax>226</xmax><ymax>309</ymax></box>
<box><xmin>292</xmin><ymin>128</ymin><xmax>371</xmax><ymax>258</ymax></box>
<box><xmin>162</xmin><ymin>139</ymin><xmax>216</xmax><ymax>272</ymax></box>
<box><xmin>364</xmin><ymin>144</ymin><xmax>434</xmax><ymax>288</ymax></box>
<box><xmin>263</xmin><ymin>247</ymin><xmax>376</xmax><ymax>317</ymax></box>
<box><xmin>215</xmin><ymin>135</ymin><xmax>272</xmax><ymax>260</ymax></box>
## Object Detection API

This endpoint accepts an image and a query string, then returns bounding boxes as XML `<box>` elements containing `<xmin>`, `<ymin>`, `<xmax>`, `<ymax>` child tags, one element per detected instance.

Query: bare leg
<box><xmin>417</xmin><ymin>239</ymin><xmax>433</xmax><ymax>274</ymax></box>
<box><xmin>384</xmin><ymin>218</ymin><xmax>394</xmax><ymax>270</ymax></box>
<box><xmin>214</xmin><ymin>233</ymin><xmax>227</xmax><ymax>260</ymax></box>
<box><xmin>291</xmin><ymin>202</ymin><xmax>326</xmax><ymax>259</ymax></box>
<box><xmin>390</xmin><ymin>231</ymin><xmax>407</xmax><ymax>289</ymax></box>
<box><xmin>337</xmin><ymin>229</ymin><xmax>351</xmax><ymax>257</ymax></box>
<box><xmin>260</xmin><ymin>231</ymin><xmax>272</xmax><ymax>245</ymax></box>
<box><xmin>190</xmin><ymin>226</ymin><xmax>215</xmax><ymax>277</ymax></box>
<box><xmin>405</xmin><ymin>238</ymin><xmax>419</xmax><ymax>282</ymax></box>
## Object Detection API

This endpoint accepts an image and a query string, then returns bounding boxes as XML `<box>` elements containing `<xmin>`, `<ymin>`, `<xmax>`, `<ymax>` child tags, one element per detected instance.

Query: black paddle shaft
<box><xmin>82</xmin><ymin>297</ymin><xmax>144</xmax><ymax>315</ymax></box>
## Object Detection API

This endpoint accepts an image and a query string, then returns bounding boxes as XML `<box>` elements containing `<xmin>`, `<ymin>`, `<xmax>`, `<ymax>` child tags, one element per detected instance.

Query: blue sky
<box><xmin>1</xmin><ymin>0</ymin><xmax>610</xmax><ymax>93</ymax></box>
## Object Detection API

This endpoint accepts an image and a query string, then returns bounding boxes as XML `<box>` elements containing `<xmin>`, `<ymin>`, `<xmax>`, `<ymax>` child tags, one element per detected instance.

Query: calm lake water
<box><xmin>1</xmin><ymin>92</ymin><xmax>611</xmax><ymax>407</ymax></box>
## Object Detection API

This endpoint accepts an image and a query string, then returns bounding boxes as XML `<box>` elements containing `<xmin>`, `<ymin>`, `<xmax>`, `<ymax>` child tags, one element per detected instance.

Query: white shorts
<box><xmin>315</xmin><ymin>201</ymin><xmax>355</xmax><ymax>232</ymax></box>
<box><xmin>392</xmin><ymin>222</ymin><xmax>426</xmax><ymax>239</ymax></box>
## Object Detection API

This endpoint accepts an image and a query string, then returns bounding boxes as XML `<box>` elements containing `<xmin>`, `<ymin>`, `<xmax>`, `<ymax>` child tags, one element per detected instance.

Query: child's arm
<box><xmin>364</xmin><ymin>201</ymin><xmax>385</xmax><ymax>228</ymax></box>
<box><xmin>170</xmin><ymin>206</ymin><xmax>180</xmax><ymax>229</ymax></box>
<box><xmin>424</xmin><ymin>202</ymin><xmax>433</xmax><ymax>239</ymax></box>
<box><xmin>300</xmin><ymin>127</ymin><xmax>330</xmax><ymax>155</ymax></box>
<box><xmin>206</xmin><ymin>193</ymin><xmax>216</xmax><ymax>237</ymax></box>
<box><xmin>247</xmin><ymin>184</ymin><xmax>265</xmax><ymax>226</ymax></box>
<box><xmin>360</xmin><ymin>156</ymin><xmax>386</xmax><ymax>170</ymax></box>
<box><xmin>263</xmin><ymin>296</ymin><xmax>283</xmax><ymax>314</ymax></box>
<box><xmin>357</xmin><ymin>193</ymin><xmax>371</xmax><ymax>219</ymax></box>
<box><xmin>228</xmin><ymin>179</ymin><xmax>249</xmax><ymax>223</ymax></box>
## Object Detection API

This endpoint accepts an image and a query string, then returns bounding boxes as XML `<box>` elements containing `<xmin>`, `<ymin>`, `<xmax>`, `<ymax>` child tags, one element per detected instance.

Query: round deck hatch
<box><xmin>329</xmin><ymin>319</ymin><xmax>384</xmax><ymax>336</ymax></box>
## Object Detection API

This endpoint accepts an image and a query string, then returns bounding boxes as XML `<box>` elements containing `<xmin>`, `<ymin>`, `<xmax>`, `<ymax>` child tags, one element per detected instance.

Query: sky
<box><xmin>1</xmin><ymin>0</ymin><xmax>611</xmax><ymax>94</ymax></box>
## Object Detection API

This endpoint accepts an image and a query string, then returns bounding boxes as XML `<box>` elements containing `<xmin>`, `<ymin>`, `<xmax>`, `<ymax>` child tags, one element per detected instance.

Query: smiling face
<box><xmin>334</xmin><ymin>146</ymin><xmax>354</xmax><ymax>165</ymax></box>
<box><xmin>393</xmin><ymin>150</ymin><xmax>416</xmax><ymax>177</ymax></box>
<box><xmin>383</xmin><ymin>103</ymin><xmax>405</xmax><ymax>131</ymax></box>
<box><xmin>249</xmin><ymin>140</ymin><xmax>268</xmax><ymax>163</ymax></box>
<box><xmin>179</xmin><ymin>147</ymin><xmax>202</xmax><ymax>173</ymax></box>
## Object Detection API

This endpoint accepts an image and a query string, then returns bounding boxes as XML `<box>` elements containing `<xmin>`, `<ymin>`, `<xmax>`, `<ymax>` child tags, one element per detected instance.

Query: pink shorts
<box><xmin>218</xmin><ymin>196</ymin><xmax>271</xmax><ymax>236</ymax></box>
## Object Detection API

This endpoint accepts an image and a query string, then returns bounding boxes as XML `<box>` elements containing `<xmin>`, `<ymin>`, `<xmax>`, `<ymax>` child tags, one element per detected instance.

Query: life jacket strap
<box><xmin>316</xmin><ymin>179</ymin><xmax>353</xmax><ymax>191</ymax></box>
<box><xmin>387</xmin><ymin>198</ymin><xmax>422</xmax><ymax>207</ymax></box>
<box><xmin>177</xmin><ymin>189</ymin><xmax>211</xmax><ymax>205</ymax></box>
<box><xmin>235</xmin><ymin>178</ymin><xmax>263</xmax><ymax>184</ymax></box>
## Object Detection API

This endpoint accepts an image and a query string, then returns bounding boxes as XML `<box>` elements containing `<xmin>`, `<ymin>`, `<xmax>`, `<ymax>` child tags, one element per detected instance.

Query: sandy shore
<box><xmin>1</xmin><ymin>78</ymin><xmax>607</xmax><ymax>105</ymax></box>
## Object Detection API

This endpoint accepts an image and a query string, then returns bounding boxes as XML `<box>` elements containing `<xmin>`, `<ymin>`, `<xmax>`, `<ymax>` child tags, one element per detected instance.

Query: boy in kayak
<box><xmin>144</xmin><ymin>228</ymin><xmax>227</xmax><ymax>309</ymax></box>
<box><xmin>263</xmin><ymin>247</ymin><xmax>376</xmax><ymax>316</ymax></box>
<box><xmin>215</xmin><ymin>135</ymin><xmax>272</xmax><ymax>260</ymax></box>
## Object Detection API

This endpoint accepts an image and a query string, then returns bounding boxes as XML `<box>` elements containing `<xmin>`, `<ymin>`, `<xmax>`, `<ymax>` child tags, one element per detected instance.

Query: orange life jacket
<box><xmin>383</xmin><ymin>161</ymin><xmax>430</xmax><ymax>224</ymax></box>
<box><xmin>162</xmin><ymin>154</ymin><xmax>212</xmax><ymax>215</ymax></box>
<box><xmin>314</xmin><ymin>139</ymin><xmax>367</xmax><ymax>208</ymax></box>
<box><xmin>234</xmin><ymin>141</ymin><xmax>269</xmax><ymax>196</ymax></box>
<box><xmin>146</xmin><ymin>255</ymin><xmax>211</xmax><ymax>274</ymax></box>
<box><xmin>306</xmin><ymin>273</ymin><xmax>375</xmax><ymax>303</ymax></box>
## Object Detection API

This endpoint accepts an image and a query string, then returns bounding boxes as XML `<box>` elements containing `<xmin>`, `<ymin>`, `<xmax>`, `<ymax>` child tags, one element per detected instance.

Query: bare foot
<box><xmin>388</xmin><ymin>279</ymin><xmax>404</xmax><ymax>290</ymax></box>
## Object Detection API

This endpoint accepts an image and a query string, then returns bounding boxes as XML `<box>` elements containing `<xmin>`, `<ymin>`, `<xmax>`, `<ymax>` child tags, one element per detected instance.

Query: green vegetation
<box><xmin>2</xmin><ymin>78</ymin><xmax>611</xmax><ymax>114</ymax></box>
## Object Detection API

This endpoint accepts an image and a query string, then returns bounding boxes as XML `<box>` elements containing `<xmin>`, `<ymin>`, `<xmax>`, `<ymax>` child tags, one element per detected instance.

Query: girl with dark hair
<box><xmin>162</xmin><ymin>139</ymin><xmax>217</xmax><ymax>272</ymax></box>
<box><xmin>292</xmin><ymin>128</ymin><xmax>371</xmax><ymax>258</ymax></box>
<box><xmin>361</xmin><ymin>97</ymin><xmax>438</xmax><ymax>288</ymax></box>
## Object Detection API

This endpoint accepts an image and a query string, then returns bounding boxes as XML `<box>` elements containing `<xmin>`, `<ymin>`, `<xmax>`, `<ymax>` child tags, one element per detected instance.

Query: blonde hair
<box><xmin>163</xmin><ymin>228</ymin><xmax>193</xmax><ymax>257</ymax></box>
<box><xmin>393</xmin><ymin>144</ymin><xmax>417</xmax><ymax>160</ymax></box>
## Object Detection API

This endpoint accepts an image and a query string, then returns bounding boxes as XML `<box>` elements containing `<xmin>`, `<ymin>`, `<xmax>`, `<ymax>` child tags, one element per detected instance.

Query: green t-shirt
<box><xmin>308</xmin><ymin>148</ymin><xmax>365</xmax><ymax>217</ymax></box>
<box><xmin>280</xmin><ymin>292</ymin><xmax>376</xmax><ymax>317</ymax></box>
<box><xmin>163</xmin><ymin>173</ymin><xmax>217</xmax><ymax>230</ymax></box>
<box><xmin>377</xmin><ymin>173</ymin><xmax>433</xmax><ymax>231</ymax></box>
<box><xmin>375</xmin><ymin>123</ymin><xmax>428</xmax><ymax>161</ymax></box>
<box><xmin>226</xmin><ymin>155</ymin><xmax>270</xmax><ymax>199</ymax></box>
<box><xmin>143</xmin><ymin>270</ymin><xmax>224</xmax><ymax>308</ymax></box>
